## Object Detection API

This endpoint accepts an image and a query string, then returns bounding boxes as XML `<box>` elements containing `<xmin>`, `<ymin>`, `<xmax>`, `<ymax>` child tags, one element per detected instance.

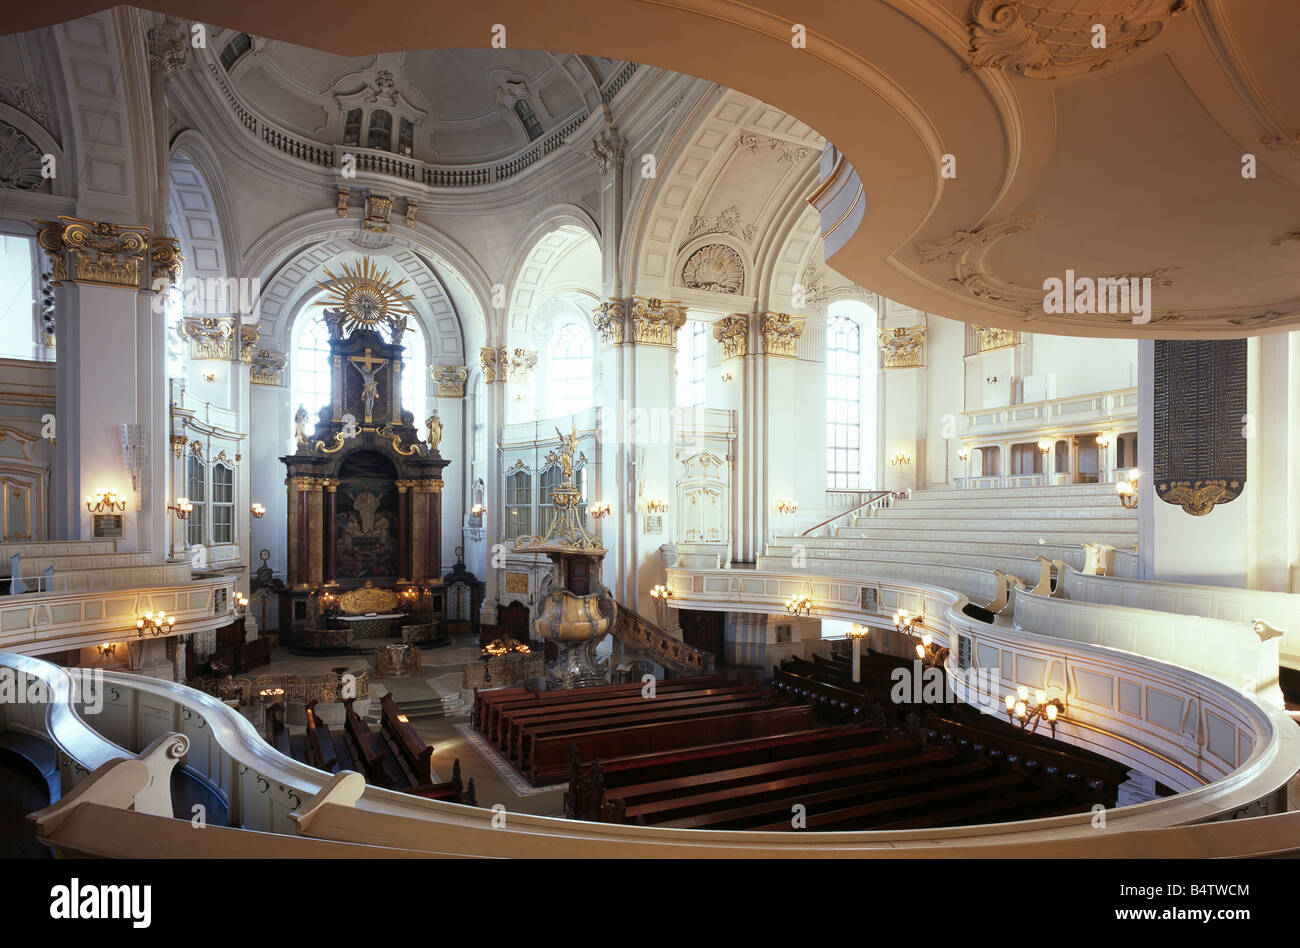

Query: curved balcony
<box><xmin>199</xmin><ymin>56</ymin><xmax>637</xmax><ymax>190</ymax></box>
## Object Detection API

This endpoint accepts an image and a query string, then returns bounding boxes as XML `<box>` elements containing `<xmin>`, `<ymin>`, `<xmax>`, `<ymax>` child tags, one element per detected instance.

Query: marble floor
<box><xmin>256</xmin><ymin>632</ymin><xmax>568</xmax><ymax>818</ymax></box>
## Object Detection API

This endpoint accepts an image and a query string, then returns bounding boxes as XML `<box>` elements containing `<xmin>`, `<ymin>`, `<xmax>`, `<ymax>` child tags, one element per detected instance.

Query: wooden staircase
<box><xmin>610</xmin><ymin>603</ymin><xmax>716</xmax><ymax>677</ymax></box>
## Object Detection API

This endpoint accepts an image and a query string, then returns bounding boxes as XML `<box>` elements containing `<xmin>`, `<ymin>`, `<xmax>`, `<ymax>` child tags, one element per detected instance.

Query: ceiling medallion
<box><xmin>315</xmin><ymin>255</ymin><xmax>415</xmax><ymax>338</ymax></box>
<box><xmin>681</xmin><ymin>243</ymin><xmax>744</xmax><ymax>294</ymax></box>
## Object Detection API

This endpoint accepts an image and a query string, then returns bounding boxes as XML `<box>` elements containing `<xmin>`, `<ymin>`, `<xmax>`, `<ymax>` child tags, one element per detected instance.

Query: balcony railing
<box><xmin>204</xmin><ymin>59</ymin><xmax>638</xmax><ymax>189</ymax></box>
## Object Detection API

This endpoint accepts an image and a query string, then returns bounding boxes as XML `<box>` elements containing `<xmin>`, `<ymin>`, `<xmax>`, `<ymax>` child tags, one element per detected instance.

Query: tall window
<box><xmin>185</xmin><ymin>456</ymin><xmax>206</xmax><ymax>547</ymax></box>
<box><xmin>0</xmin><ymin>236</ymin><xmax>36</xmax><ymax>361</ymax></box>
<box><xmin>219</xmin><ymin>32</ymin><xmax>251</xmax><ymax>70</ymax></box>
<box><xmin>398</xmin><ymin>118</ymin><xmax>414</xmax><ymax>156</ymax></box>
<box><xmin>675</xmin><ymin>319</ymin><xmax>706</xmax><ymax>408</ymax></box>
<box><xmin>367</xmin><ymin>110</ymin><xmax>392</xmax><ymax>151</ymax></box>
<box><xmin>342</xmin><ymin>109</ymin><xmax>362</xmax><ymax>146</ymax></box>
<box><xmin>826</xmin><ymin>314</ymin><xmax>862</xmax><ymax>489</ymax></box>
<box><xmin>547</xmin><ymin>319</ymin><xmax>593</xmax><ymax>418</ymax></box>
<box><xmin>211</xmin><ymin>463</ymin><xmax>234</xmax><ymax>543</ymax></box>
<box><xmin>825</xmin><ymin>301</ymin><xmax>878</xmax><ymax>488</ymax></box>
<box><xmin>291</xmin><ymin>306</ymin><xmax>426</xmax><ymax>436</ymax></box>
<box><xmin>506</xmin><ymin>470</ymin><xmax>532</xmax><ymax>539</ymax></box>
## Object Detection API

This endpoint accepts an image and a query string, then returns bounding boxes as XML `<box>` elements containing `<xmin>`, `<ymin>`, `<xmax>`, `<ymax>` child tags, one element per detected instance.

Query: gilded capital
<box><xmin>250</xmin><ymin>349</ymin><xmax>287</xmax><ymax>386</ymax></box>
<box><xmin>712</xmin><ymin>314</ymin><xmax>749</xmax><ymax>360</ymax></box>
<box><xmin>150</xmin><ymin>236</ymin><xmax>184</xmax><ymax>292</ymax></box>
<box><xmin>878</xmin><ymin>325</ymin><xmax>926</xmax><ymax>368</ymax></box>
<box><xmin>760</xmin><ymin>312</ymin><xmax>805</xmax><ymax>358</ymax></box>
<box><xmin>975</xmin><ymin>324</ymin><xmax>1018</xmax><ymax>352</ymax></box>
<box><xmin>183</xmin><ymin>316</ymin><xmax>237</xmax><ymax>361</ymax></box>
<box><xmin>592</xmin><ymin>299</ymin><xmax>626</xmax><ymax>347</ymax></box>
<box><xmin>432</xmin><ymin>364</ymin><xmax>468</xmax><ymax>397</ymax></box>
<box><xmin>480</xmin><ymin>346</ymin><xmax>503</xmax><ymax>384</ymax></box>
<box><xmin>630</xmin><ymin>296</ymin><xmax>687</xmax><ymax>347</ymax></box>
<box><xmin>36</xmin><ymin>216</ymin><xmax>150</xmax><ymax>289</ymax></box>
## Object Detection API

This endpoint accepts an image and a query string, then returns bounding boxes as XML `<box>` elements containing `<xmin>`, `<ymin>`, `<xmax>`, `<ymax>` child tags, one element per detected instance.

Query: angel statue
<box><xmin>294</xmin><ymin>404</ymin><xmax>309</xmax><ymax>445</ymax></box>
<box><xmin>554</xmin><ymin>424</ymin><xmax>579</xmax><ymax>479</ymax></box>
<box><xmin>426</xmin><ymin>410</ymin><xmax>443</xmax><ymax>452</ymax></box>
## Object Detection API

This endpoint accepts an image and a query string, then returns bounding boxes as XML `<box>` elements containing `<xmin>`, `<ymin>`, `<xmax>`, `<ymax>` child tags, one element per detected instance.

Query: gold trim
<box><xmin>820</xmin><ymin>181</ymin><xmax>864</xmax><ymax>241</ymax></box>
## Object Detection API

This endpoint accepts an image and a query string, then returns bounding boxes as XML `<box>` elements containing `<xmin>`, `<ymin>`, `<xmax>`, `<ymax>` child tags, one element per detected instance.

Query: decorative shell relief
<box><xmin>682</xmin><ymin>244</ymin><xmax>744</xmax><ymax>295</ymax></box>
<box><xmin>0</xmin><ymin>123</ymin><xmax>45</xmax><ymax>191</ymax></box>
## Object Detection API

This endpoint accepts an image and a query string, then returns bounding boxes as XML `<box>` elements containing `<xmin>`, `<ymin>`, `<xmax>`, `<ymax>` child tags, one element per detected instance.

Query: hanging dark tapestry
<box><xmin>1152</xmin><ymin>339</ymin><xmax>1246</xmax><ymax>516</ymax></box>
<box><xmin>336</xmin><ymin>451</ymin><xmax>398</xmax><ymax>579</ymax></box>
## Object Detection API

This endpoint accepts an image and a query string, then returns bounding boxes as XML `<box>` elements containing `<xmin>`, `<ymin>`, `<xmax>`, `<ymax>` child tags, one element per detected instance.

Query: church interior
<box><xmin>1</xmin><ymin>0</ymin><xmax>1300</xmax><ymax>873</ymax></box>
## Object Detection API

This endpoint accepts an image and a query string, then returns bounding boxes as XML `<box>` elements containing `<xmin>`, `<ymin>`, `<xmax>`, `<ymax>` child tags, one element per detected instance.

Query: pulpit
<box><xmin>279</xmin><ymin>257</ymin><xmax>450</xmax><ymax>641</ymax></box>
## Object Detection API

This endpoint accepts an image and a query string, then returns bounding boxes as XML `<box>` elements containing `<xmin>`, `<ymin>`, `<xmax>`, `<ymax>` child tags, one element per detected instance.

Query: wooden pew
<box><xmin>513</xmin><ymin>692</ymin><xmax>790</xmax><ymax>768</ymax></box>
<box><xmin>378</xmin><ymin>693</ymin><xmax>435</xmax><ymax>785</ymax></box>
<box><xmin>503</xmin><ymin>684</ymin><xmax>769</xmax><ymax>760</ymax></box>
<box><xmin>566</xmin><ymin>724</ymin><xmax>882</xmax><ymax>820</ymax></box>
<box><xmin>475</xmin><ymin>675</ymin><xmax>730</xmax><ymax>744</ymax></box>
<box><xmin>304</xmin><ymin>703</ymin><xmax>341</xmax><ymax>774</ymax></box>
<box><xmin>527</xmin><ymin>703</ymin><xmax>814</xmax><ymax>785</ymax></box>
<box><xmin>342</xmin><ymin>697</ymin><xmax>398</xmax><ymax>788</ymax></box>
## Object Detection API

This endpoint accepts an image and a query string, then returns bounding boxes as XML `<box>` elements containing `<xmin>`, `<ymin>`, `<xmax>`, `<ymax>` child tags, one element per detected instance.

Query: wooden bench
<box><xmin>304</xmin><ymin>703</ymin><xmax>341</xmax><ymax>773</ymax></box>
<box><xmin>527</xmin><ymin>703</ymin><xmax>815</xmax><ymax>785</ymax></box>
<box><xmin>514</xmin><ymin>692</ymin><xmax>790</xmax><ymax>769</ymax></box>
<box><xmin>342</xmin><ymin>697</ymin><xmax>398</xmax><ymax>788</ymax></box>
<box><xmin>566</xmin><ymin>724</ymin><xmax>882</xmax><ymax>819</ymax></box>
<box><xmin>378</xmin><ymin>693</ymin><xmax>434</xmax><ymax>785</ymax></box>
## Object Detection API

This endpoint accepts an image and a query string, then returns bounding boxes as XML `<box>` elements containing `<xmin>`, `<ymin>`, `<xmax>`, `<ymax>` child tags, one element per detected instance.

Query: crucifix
<box><xmin>349</xmin><ymin>348</ymin><xmax>389</xmax><ymax>423</ymax></box>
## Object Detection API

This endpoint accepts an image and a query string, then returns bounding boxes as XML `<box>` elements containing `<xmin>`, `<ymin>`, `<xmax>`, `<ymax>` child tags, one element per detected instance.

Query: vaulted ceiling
<box><xmin>10</xmin><ymin>0</ymin><xmax>1300</xmax><ymax>338</ymax></box>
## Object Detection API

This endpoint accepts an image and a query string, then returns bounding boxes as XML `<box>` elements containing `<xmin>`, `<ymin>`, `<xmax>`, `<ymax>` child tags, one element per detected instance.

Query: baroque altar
<box><xmin>279</xmin><ymin>257</ymin><xmax>449</xmax><ymax>639</ymax></box>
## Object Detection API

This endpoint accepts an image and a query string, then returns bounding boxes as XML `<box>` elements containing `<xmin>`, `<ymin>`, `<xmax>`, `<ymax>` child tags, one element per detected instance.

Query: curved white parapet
<box><xmin>5</xmin><ymin>556</ymin><xmax>1299</xmax><ymax>856</ymax></box>
<box><xmin>0</xmin><ymin>574</ymin><xmax>238</xmax><ymax>656</ymax></box>
<box><xmin>1055</xmin><ymin>566</ymin><xmax>1300</xmax><ymax>671</ymax></box>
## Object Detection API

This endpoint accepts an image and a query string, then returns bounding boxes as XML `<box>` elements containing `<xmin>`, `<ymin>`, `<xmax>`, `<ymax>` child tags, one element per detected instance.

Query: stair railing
<box><xmin>610</xmin><ymin>602</ymin><xmax>715</xmax><ymax>676</ymax></box>
<box><xmin>800</xmin><ymin>490</ymin><xmax>907</xmax><ymax>537</ymax></box>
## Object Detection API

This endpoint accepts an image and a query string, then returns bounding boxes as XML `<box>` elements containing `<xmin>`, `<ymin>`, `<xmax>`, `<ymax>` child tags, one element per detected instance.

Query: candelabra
<box><xmin>85</xmin><ymin>488</ymin><xmax>127</xmax><ymax>514</ymax></box>
<box><xmin>1003</xmin><ymin>685</ymin><xmax>1066</xmax><ymax>736</ymax></box>
<box><xmin>889</xmin><ymin>451</ymin><xmax>912</xmax><ymax>466</ymax></box>
<box><xmin>785</xmin><ymin>594</ymin><xmax>812</xmax><ymax>617</ymax></box>
<box><xmin>645</xmin><ymin>498</ymin><xmax>669</xmax><ymax>514</ymax></box>
<box><xmin>168</xmin><ymin>497</ymin><xmax>194</xmax><ymax>520</ymax></box>
<box><xmin>136</xmin><ymin>611</ymin><xmax>175</xmax><ymax>636</ymax></box>
<box><xmin>590</xmin><ymin>502</ymin><xmax>612</xmax><ymax>519</ymax></box>
<box><xmin>775</xmin><ymin>498</ymin><xmax>799</xmax><ymax>514</ymax></box>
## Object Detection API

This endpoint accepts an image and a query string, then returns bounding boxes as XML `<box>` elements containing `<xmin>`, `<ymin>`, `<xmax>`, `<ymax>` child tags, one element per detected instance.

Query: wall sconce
<box><xmin>1003</xmin><ymin>685</ymin><xmax>1066</xmax><ymax>737</ymax></box>
<box><xmin>775</xmin><ymin>498</ymin><xmax>799</xmax><ymax>515</ymax></box>
<box><xmin>202</xmin><ymin>371</ymin><xmax>217</xmax><ymax>383</ymax></box>
<box><xmin>649</xmin><ymin>584</ymin><xmax>673</xmax><ymax>602</ymax></box>
<box><xmin>646</xmin><ymin>498</ymin><xmax>669</xmax><ymax>514</ymax></box>
<box><xmin>720</xmin><ymin>368</ymin><xmax>734</xmax><ymax>383</ymax></box>
<box><xmin>234</xmin><ymin>592</ymin><xmax>249</xmax><ymax>615</ymax></box>
<box><xmin>892</xmin><ymin>608</ymin><xmax>919</xmax><ymax>635</ymax></box>
<box><xmin>137</xmin><ymin>611</ymin><xmax>175</xmax><ymax>636</ymax></box>
<box><xmin>590</xmin><ymin>502</ymin><xmax>612</xmax><ymax>519</ymax></box>
<box><xmin>986</xmin><ymin>376</ymin><xmax>999</xmax><ymax>384</ymax></box>
<box><xmin>168</xmin><ymin>497</ymin><xmax>194</xmax><ymax>520</ymax></box>
<box><xmin>96</xmin><ymin>643</ymin><xmax>118</xmax><ymax>662</ymax></box>
<box><xmin>1095</xmin><ymin>431</ymin><xmax>1114</xmax><ymax>449</ymax></box>
<box><xmin>1116</xmin><ymin>468</ymin><xmax>1139</xmax><ymax>509</ymax></box>
<box><xmin>85</xmin><ymin>488</ymin><xmax>127</xmax><ymax>514</ymax></box>
<box><xmin>250</xmin><ymin>503</ymin><xmax>266</xmax><ymax>519</ymax></box>
<box><xmin>889</xmin><ymin>451</ymin><xmax>911</xmax><ymax>466</ymax></box>
<box><xmin>785</xmin><ymin>594</ymin><xmax>812</xmax><ymax>617</ymax></box>
<box><xmin>956</xmin><ymin>446</ymin><xmax>970</xmax><ymax>462</ymax></box>
<box><xmin>1037</xmin><ymin>438</ymin><xmax>1054</xmax><ymax>456</ymax></box>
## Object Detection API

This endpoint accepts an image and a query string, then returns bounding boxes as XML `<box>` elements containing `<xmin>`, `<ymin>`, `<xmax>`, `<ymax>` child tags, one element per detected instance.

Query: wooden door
<box><xmin>679</xmin><ymin>609</ymin><xmax>724</xmax><ymax>662</ymax></box>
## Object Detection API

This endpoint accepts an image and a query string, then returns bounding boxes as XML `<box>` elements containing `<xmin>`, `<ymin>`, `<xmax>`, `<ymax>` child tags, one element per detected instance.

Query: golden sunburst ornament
<box><xmin>315</xmin><ymin>256</ymin><xmax>416</xmax><ymax>336</ymax></box>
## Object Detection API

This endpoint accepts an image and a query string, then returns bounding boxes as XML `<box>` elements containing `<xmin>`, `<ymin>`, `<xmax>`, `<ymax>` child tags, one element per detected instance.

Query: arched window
<box><xmin>547</xmin><ymin>319</ymin><xmax>593</xmax><ymax>418</ymax></box>
<box><xmin>291</xmin><ymin>304</ymin><xmax>426</xmax><ymax>437</ymax></box>
<box><xmin>675</xmin><ymin>319</ymin><xmax>706</xmax><ymax>408</ymax></box>
<box><xmin>342</xmin><ymin>109</ymin><xmax>362</xmax><ymax>146</ymax></box>
<box><xmin>367</xmin><ymin>110</ymin><xmax>392</xmax><ymax>151</ymax></box>
<box><xmin>537</xmin><ymin>465</ymin><xmax>562</xmax><ymax>534</ymax></box>
<box><xmin>825</xmin><ymin>301</ymin><xmax>878</xmax><ymax>489</ymax></box>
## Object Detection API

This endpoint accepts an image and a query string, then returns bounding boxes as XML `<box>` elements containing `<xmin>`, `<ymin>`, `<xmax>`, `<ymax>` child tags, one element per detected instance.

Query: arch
<box><xmin>242</xmin><ymin>209</ymin><xmax>492</xmax><ymax>354</ymax></box>
<box><xmin>168</xmin><ymin>130</ymin><xmax>241</xmax><ymax>287</ymax></box>
<box><xmin>499</xmin><ymin>204</ymin><xmax>601</xmax><ymax>342</ymax></box>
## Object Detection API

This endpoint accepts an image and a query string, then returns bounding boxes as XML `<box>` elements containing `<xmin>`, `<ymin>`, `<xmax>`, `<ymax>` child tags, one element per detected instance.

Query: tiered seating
<box><xmin>342</xmin><ymin>697</ymin><xmax>475</xmax><ymax>803</ymax></box>
<box><xmin>473</xmin><ymin>676</ymin><xmax>814</xmax><ymax>784</ymax></box>
<box><xmin>570</xmin><ymin>710</ymin><xmax>1128</xmax><ymax>831</ymax></box>
<box><xmin>769</xmin><ymin>484</ymin><xmax>1137</xmax><ymax>589</ymax></box>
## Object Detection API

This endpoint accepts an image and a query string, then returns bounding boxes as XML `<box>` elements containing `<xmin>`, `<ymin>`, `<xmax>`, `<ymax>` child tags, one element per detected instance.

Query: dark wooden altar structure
<box><xmin>279</xmin><ymin>259</ymin><xmax>449</xmax><ymax>635</ymax></box>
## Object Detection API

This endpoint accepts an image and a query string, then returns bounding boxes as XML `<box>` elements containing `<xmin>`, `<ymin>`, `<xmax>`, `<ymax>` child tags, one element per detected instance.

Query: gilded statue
<box><xmin>426</xmin><ymin>411</ymin><xmax>443</xmax><ymax>451</ymax></box>
<box><xmin>294</xmin><ymin>404</ymin><xmax>309</xmax><ymax>445</ymax></box>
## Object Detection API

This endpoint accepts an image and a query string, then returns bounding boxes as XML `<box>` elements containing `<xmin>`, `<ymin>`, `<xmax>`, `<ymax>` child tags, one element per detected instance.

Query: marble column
<box><xmin>323</xmin><ymin>478</ymin><xmax>338</xmax><ymax>585</ymax></box>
